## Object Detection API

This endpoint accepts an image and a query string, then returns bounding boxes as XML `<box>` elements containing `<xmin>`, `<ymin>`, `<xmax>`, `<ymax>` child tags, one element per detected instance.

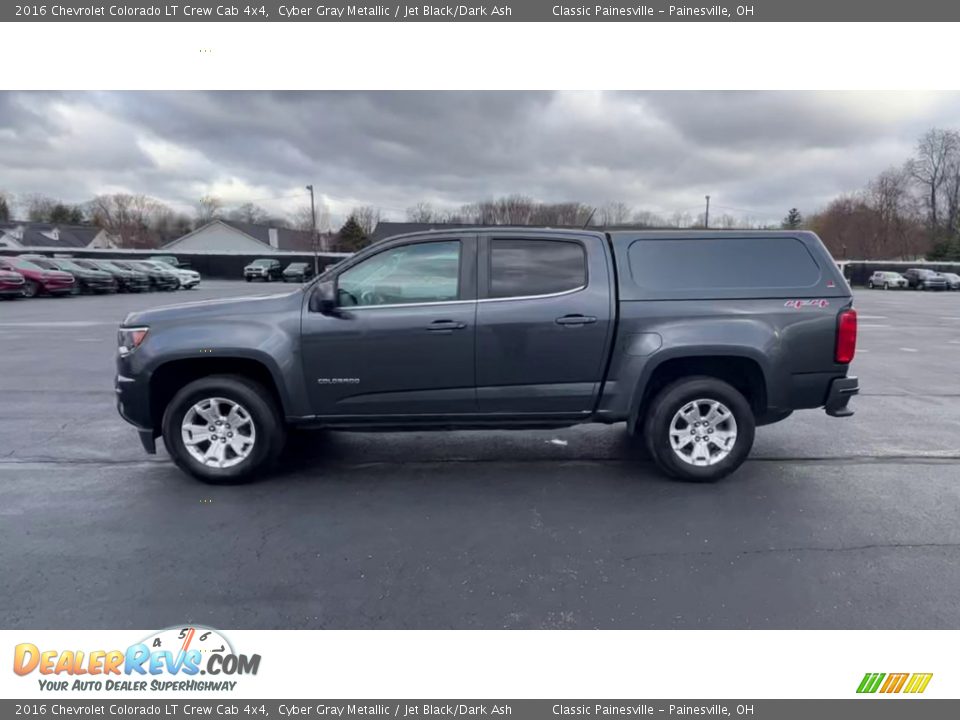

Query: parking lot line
<box><xmin>899</xmin><ymin>347</ymin><xmax>919</xmax><ymax>352</ymax></box>
<box><xmin>858</xmin><ymin>315</ymin><xmax>887</xmax><ymax>320</ymax></box>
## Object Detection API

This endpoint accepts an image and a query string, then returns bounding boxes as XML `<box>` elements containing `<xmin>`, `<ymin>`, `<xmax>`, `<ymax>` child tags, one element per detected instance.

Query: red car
<box><xmin>0</xmin><ymin>269</ymin><xmax>26</xmax><ymax>299</ymax></box>
<box><xmin>0</xmin><ymin>257</ymin><xmax>75</xmax><ymax>297</ymax></box>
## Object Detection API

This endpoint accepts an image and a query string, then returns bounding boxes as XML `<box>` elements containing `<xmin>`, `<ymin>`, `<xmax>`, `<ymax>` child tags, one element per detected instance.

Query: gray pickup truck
<box><xmin>115</xmin><ymin>228</ymin><xmax>859</xmax><ymax>484</ymax></box>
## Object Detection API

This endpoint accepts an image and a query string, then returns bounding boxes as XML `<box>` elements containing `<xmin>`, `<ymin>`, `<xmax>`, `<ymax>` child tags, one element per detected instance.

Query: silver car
<box><xmin>867</xmin><ymin>271</ymin><xmax>908</xmax><ymax>289</ymax></box>
<box><xmin>940</xmin><ymin>272</ymin><xmax>960</xmax><ymax>290</ymax></box>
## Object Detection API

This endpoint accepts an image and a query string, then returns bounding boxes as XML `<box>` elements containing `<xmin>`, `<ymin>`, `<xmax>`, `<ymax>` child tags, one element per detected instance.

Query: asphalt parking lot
<box><xmin>1</xmin><ymin>282</ymin><xmax>959</xmax><ymax>629</ymax></box>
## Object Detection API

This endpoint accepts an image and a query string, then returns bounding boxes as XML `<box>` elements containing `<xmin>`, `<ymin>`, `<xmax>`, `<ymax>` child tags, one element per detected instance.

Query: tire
<box><xmin>161</xmin><ymin>375</ymin><xmax>286</xmax><ymax>484</ymax></box>
<box><xmin>245</xmin><ymin>277</ymin><xmax>251</xmax><ymax>282</ymax></box>
<box><xmin>883</xmin><ymin>282</ymin><xmax>889</xmax><ymax>290</ymax></box>
<box><xmin>868</xmin><ymin>281</ymin><xmax>874</xmax><ymax>289</ymax></box>
<box><xmin>918</xmin><ymin>282</ymin><xmax>925</xmax><ymax>291</ymax></box>
<box><xmin>643</xmin><ymin>376</ymin><xmax>755</xmax><ymax>482</ymax></box>
<box><xmin>23</xmin><ymin>280</ymin><xmax>39</xmax><ymax>298</ymax></box>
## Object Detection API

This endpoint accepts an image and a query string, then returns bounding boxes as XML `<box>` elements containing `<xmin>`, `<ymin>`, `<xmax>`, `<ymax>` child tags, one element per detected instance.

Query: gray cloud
<box><xmin>1</xmin><ymin>90</ymin><xmax>958</xmax><ymax>227</ymax></box>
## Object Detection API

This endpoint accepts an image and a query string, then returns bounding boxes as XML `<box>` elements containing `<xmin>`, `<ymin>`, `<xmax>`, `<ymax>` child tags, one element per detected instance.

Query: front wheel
<box><xmin>883</xmin><ymin>282</ymin><xmax>890</xmax><ymax>290</ymax></box>
<box><xmin>868</xmin><ymin>281</ymin><xmax>874</xmax><ymax>289</ymax></box>
<box><xmin>23</xmin><ymin>280</ymin><xmax>39</xmax><ymax>298</ymax></box>
<box><xmin>161</xmin><ymin>375</ymin><xmax>286</xmax><ymax>484</ymax></box>
<box><xmin>643</xmin><ymin>376</ymin><xmax>755</xmax><ymax>482</ymax></box>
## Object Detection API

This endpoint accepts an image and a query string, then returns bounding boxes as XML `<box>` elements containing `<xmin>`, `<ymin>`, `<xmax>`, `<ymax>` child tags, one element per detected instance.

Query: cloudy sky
<box><xmin>1</xmin><ymin>90</ymin><xmax>959</xmax><ymax>228</ymax></box>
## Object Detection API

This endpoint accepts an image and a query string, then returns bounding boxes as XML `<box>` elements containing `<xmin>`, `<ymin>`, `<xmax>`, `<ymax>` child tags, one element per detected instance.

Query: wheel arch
<box><xmin>629</xmin><ymin>352</ymin><xmax>769</xmax><ymax>432</ymax></box>
<box><xmin>148</xmin><ymin>356</ymin><xmax>287</xmax><ymax>433</ymax></box>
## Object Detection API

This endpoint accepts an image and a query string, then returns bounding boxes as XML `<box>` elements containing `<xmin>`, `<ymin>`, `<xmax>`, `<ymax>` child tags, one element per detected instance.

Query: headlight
<box><xmin>118</xmin><ymin>327</ymin><xmax>149</xmax><ymax>356</ymax></box>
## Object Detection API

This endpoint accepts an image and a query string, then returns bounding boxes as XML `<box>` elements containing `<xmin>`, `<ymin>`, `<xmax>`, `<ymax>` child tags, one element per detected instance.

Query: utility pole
<box><xmin>306</xmin><ymin>184</ymin><xmax>318</xmax><ymax>275</ymax></box>
<box><xmin>704</xmin><ymin>195</ymin><xmax>711</xmax><ymax>229</ymax></box>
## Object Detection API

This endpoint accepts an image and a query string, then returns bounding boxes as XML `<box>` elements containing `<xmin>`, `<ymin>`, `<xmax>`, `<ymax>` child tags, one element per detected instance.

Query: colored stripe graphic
<box><xmin>904</xmin><ymin>673</ymin><xmax>933</xmax><ymax>694</ymax></box>
<box><xmin>857</xmin><ymin>672</ymin><xmax>932</xmax><ymax>694</ymax></box>
<box><xmin>857</xmin><ymin>673</ymin><xmax>885</xmax><ymax>693</ymax></box>
<box><xmin>880</xmin><ymin>673</ymin><xmax>909</xmax><ymax>693</ymax></box>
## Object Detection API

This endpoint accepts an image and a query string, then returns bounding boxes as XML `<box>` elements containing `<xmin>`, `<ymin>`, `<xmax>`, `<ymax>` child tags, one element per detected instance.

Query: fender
<box><xmin>127</xmin><ymin>314</ymin><xmax>310</xmax><ymax>419</ymax></box>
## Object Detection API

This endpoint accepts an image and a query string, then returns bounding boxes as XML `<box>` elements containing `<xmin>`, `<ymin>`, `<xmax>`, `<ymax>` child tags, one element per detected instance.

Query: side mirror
<box><xmin>309</xmin><ymin>279</ymin><xmax>338</xmax><ymax>314</ymax></box>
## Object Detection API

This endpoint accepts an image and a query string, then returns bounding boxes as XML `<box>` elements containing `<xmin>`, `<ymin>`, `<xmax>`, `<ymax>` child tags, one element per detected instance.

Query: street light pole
<box><xmin>705</xmin><ymin>195</ymin><xmax>711</xmax><ymax>229</ymax></box>
<box><xmin>306</xmin><ymin>184</ymin><xmax>318</xmax><ymax>275</ymax></box>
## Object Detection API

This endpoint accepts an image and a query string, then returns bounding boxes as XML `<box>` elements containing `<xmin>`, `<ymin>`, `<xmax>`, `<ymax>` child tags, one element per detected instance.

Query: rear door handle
<box><xmin>426</xmin><ymin>319</ymin><xmax>467</xmax><ymax>332</ymax></box>
<box><xmin>555</xmin><ymin>314</ymin><xmax>597</xmax><ymax>326</ymax></box>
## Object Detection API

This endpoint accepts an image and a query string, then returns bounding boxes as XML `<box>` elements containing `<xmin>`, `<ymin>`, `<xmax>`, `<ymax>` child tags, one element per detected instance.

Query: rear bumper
<box><xmin>825</xmin><ymin>375</ymin><xmax>859</xmax><ymax>417</ymax></box>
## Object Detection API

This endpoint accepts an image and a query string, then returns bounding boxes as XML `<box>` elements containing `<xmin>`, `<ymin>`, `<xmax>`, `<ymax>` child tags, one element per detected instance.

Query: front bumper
<box><xmin>825</xmin><ymin>375</ymin><xmax>859</xmax><ymax>417</ymax></box>
<box><xmin>115</xmin><ymin>372</ymin><xmax>155</xmax><ymax>452</ymax></box>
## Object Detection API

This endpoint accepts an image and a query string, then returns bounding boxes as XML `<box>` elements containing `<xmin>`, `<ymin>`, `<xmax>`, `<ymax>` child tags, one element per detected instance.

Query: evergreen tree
<box><xmin>336</xmin><ymin>215</ymin><xmax>368</xmax><ymax>252</ymax></box>
<box><xmin>0</xmin><ymin>195</ymin><xmax>9</xmax><ymax>223</ymax></box>
<box><xmin>782</xmin><ymin>208</ymin><xmax>803</xmax><ymax>229</ymax></box>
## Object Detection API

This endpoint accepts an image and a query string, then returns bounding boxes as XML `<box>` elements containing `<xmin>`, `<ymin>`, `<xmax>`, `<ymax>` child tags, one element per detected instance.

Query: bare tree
<box><xmin>90</xmin><ymin>193</ymin><xmax>168</xmax><ymax>249</ymax></box>
<box><xmin>227</xmin><ymin>202</ymin><xmax>270</xmax><ymax>225</ymax></box>
<box><xmin>290</xmin><ymin>204</ymin><xmax>316</xmax><ymax>232</ymax></box>
<box><xmin>908</xmin><ymin>128</ymin><xmax>959</xmax><ymax>232</ymax></box>
<box><xmin>406</xmin><ymin>202</ymin><xmax>436</xmax><ymax>223</ymax></box>
<box><xmin>598</xmin><ymin>201</ymin><xmax>633</xmax><ymax>226</ymax></box>
<box><xmin>195</xmin><ymin>195</ymin><xmax>224</xmax><ymax>226</ymax></box>
<box><xmin>352</xmin><ymin>205</ymin><xmax>382</xmax><ymax>236</ymax></box>
<box><xmin>631</xmin><ymin>210</ymin><xmax>667</xmax><ymax>228</ymax></box>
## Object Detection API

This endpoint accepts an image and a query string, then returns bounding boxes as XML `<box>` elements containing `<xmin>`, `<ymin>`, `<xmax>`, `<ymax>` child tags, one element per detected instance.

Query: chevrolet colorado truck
<box><xmin>115</xmin><ymin>228</ymin><xmax>859</xmax><ymax>484</ymax></box>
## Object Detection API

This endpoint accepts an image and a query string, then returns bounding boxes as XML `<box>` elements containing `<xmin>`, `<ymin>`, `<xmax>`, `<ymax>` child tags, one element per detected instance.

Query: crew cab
<box><xmin>116</xmin><ymin>229</ymin><xmax>859</xmax><ymax>484</ymax></box>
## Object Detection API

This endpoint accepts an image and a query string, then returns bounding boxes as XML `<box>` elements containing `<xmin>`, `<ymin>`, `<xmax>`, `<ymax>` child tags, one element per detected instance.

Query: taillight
<box><xmin>835</xmin><ymin>308</ymin><xmax>857</xmax><ymax>364</ymax></box>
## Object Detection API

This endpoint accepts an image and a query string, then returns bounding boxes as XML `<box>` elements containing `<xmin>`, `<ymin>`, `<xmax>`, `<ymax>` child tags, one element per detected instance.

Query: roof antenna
<box><xmin>582</xmin><ymin>207</ymin><xmax>597</xmax><ymax>229</ymax></box>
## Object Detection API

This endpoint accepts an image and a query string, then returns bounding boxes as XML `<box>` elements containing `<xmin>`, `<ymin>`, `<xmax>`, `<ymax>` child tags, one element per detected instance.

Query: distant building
<box><xmin>162</xmin><ymin>219</ymin><xmax>333</xmax><ymax>254</ymax></box>
<box><xmin>0</xmin><ymin>222</ymin><xmax>114</xmax><ymax>249</ymax></box>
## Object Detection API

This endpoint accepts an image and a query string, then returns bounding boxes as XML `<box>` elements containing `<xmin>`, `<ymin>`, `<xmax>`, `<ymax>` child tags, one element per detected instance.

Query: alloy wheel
<box><xmin>668</xmin><ymin>398</ymin><xmax>738</xmax><ymax>467</ymax></box>
<box><xmin>181</xmin><ymin>397</ymin><xmax>257</xmax><ymax>469</ymax></box>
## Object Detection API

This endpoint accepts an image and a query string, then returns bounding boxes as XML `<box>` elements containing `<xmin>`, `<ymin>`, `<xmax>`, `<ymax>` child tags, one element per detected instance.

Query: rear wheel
<box><xmin>23</xmin><ymin>280</ymin><xmax>39</xmax><ymax>298</ymax></box>
<box><xmin>868</xmin><ymin>280</ymin><xmax>874</xmax><ymax>289</ymax></box>
<box><xmin>161</xmin><ymin>375</ymin><xmax>286</xmax><ymax>484</ymax></box>
<box><xmin>643</xmin><ymin>376</ymin><xmax>755</xmax><ymax>482</ymax></box>
<box><xmin>883</xmin><ymin>282</ymin><xmax>889</xmax><ymax>290</ymax></box>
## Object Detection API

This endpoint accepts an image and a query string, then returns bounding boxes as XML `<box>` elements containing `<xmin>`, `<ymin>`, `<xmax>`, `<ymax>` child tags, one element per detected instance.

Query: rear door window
<box><xmin>488</xmin><ymin>239</ymin><xmax>586</xmax><ymax>299</ymax></box>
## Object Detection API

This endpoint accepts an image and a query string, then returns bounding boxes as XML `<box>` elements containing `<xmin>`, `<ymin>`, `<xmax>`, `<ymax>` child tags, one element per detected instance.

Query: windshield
<box><xmin>27</xmin><ymin>257</ymin><xmax>59</xmax><ymax>270</ymax></box>
<box><xmin>7</xmin><ymin>258</ymin><xmax>42</xmax><ymax>271</ymax></box>
<box><xmin>55</xmin><ymin>260</ymin><xmax>87</xmax><ymax>273</ymax></box>
<box><xmin>287</xmin><ymin>263</ymin><xmax>306</xmax><ymax>269</ymax></box>
<box><xmin>252</xmin><ymin>259</ymin><xmax>273</xmax><ymax>266</ymax></box>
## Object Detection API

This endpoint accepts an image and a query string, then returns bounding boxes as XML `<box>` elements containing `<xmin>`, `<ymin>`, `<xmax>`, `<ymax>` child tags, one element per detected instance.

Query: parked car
<box><xmin>282</xmin><ymin>262</ymin><xmax>315</xmax><ymax>283</ymax></box>
<box><xmin>867</xmin><ymin>271</ymin><xmax>908</xmax><ymax>290</ymax></box>
<box><xmin>149</xmin><ymin>255</ymin><xmax>191</xmax><ymax>269</ymax></box>
<box><xmin>939</xmin><ymin>272</ymin><xmax>960</xmax><ymax>290</ymax></box>
<box><xmin>244</xmin><ymin>258</ymin><xmax>283</xmax><ymax>282</ymax></box>
<box><xmin>0</xmin><ymin>256</ymin><xmax>75</xmax><ymax>297</ymax></box>
<box><xmin>113</xmin><ymin>260</ymin><xmax>180</xmax><ymax>291</ymax></box>
<box><xmin>116</xmin><ymin>228</ymin><xmax>858</xmax><ymax>485</ymax></box>
<box><xmin>140</xmin><ymin>260</ymin><xmax>200</xmax><ymax>289</ymax></box>
<box><xmin>0</xmin><ymin>269</ymin><xmax>26</xmax><ymax>299</ymax></box>
<box><xmin>903</xmin><ymin>268</ymin><xmax>948</xmax><ymax>291</ymax></box>
<box><xmin>23</xmin><ymin>256</ymin><xmax>117</xmax><ymax>294</ymax></box>
<box><xmin>74</xmin><ymin>259</ymin><xmax>150</xmax><ymax>293</ymax></box>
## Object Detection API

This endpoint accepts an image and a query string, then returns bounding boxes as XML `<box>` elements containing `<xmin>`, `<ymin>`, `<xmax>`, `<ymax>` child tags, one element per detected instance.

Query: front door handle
<box><xmin>555</xmin><ymin>314</ymin><xmax>597</xmax><ymax>326</ymax></box>
<box><xmin>426</xmin><ymin>319</ymin><xmax>467</xmax><ymax>332</ymax></box>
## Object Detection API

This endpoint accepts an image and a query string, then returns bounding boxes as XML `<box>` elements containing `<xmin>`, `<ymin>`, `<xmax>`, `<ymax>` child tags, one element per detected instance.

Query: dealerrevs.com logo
<box><xmin>857</xmin><ymin>672</ymin><xmax>933</xmax><ymax>694</ymax></box>
<box><xmin>13</xmin><ymin>626</ymin><xmax>261</xmax><ymax>693</ymax></box>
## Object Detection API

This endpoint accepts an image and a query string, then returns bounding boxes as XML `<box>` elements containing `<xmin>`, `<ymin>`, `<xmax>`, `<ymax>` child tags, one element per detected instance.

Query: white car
<box><xmin>867</xmin><ymin>271</ymin><xmax>908</xmax><ymax>289</ymax></box>
<box><xmin>141</xmin><ymin>260</ymin><xmax>201</xmax><ymax>289</ymax></box>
